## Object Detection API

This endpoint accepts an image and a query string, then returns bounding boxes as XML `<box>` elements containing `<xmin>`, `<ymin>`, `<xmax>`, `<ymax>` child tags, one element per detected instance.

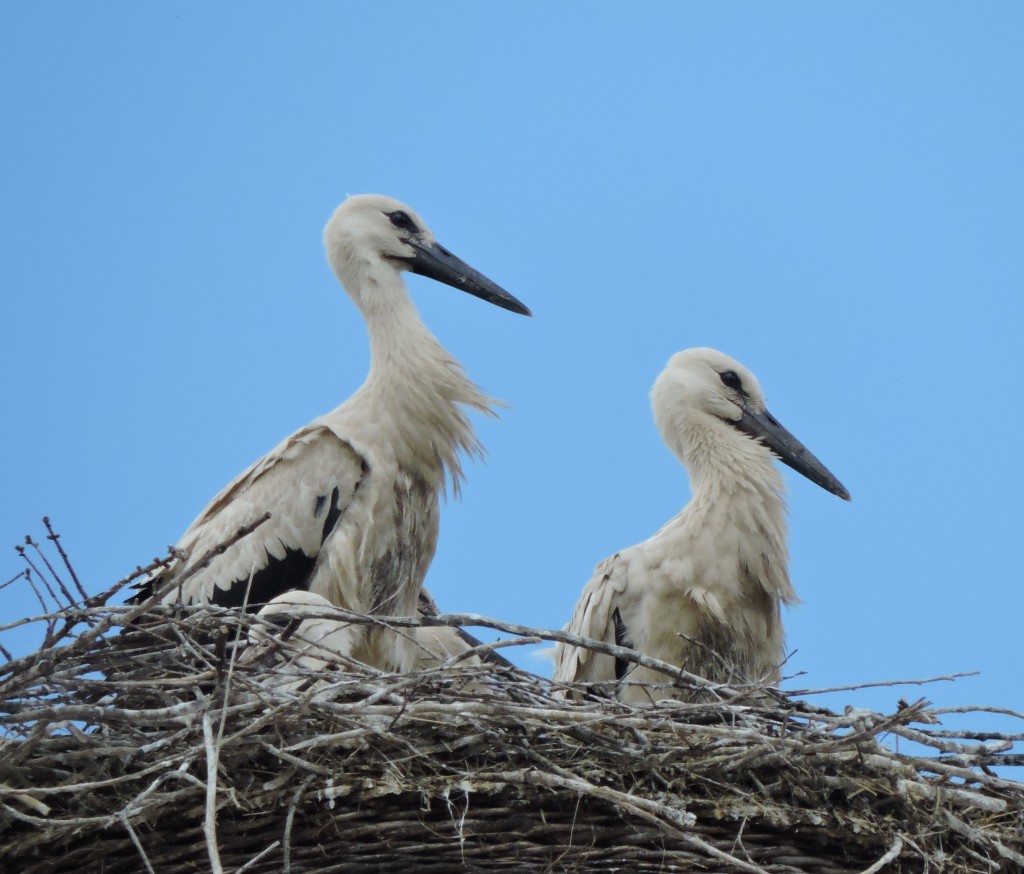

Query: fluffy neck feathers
<box><xmin>339</xmin><ymin>264</ymin><xmax>495</xmax><ymax>496</ymax></box>
<box><xmin>668</xmin><ymin>421</ymin><xmax>796</xmax><ymax>607</ymax></box>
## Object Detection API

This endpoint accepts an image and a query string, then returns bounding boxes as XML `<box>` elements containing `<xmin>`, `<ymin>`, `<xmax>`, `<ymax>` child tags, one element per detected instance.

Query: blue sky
<box><xmin>2</xmin><ymin>4</ymin><xmax>1022</xmax><ymax>738</ymax></box>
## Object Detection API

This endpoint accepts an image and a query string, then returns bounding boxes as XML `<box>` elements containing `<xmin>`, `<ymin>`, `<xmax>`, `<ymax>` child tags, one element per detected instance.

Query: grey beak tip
<box><xmin>408</xmin><ymin>239</ymin><xmax>531</xmax><ymax>316</ymax></box>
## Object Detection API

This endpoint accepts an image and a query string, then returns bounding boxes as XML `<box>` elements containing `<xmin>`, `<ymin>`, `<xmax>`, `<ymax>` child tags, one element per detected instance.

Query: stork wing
<box><xmin>551</xmin><ymin>552</ymin><xmax>631</xmax><ymax>690</ymax></box>
<box><xmin>134</xmin><ymin>423</ymin><xmax>366</xmax><ymax>609</ymax></box>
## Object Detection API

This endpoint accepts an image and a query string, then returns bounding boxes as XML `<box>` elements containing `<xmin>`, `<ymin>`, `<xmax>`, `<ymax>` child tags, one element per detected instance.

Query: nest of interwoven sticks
<box><xmin>1</xmin><ymin>527</ymin><xmax>1023</xmax><ymax>873</ymax></box>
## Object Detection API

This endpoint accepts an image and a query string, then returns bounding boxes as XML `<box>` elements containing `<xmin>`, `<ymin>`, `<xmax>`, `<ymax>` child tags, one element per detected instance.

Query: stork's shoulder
<box><xmin>184</xmin><ymin>422</ymin><xmax>365</xmax><ymax>530</ymax></box>
<box><xmin>134</xmin><ymin>422</ymin><xmax>371</xmax><ymax>607</ymax></box>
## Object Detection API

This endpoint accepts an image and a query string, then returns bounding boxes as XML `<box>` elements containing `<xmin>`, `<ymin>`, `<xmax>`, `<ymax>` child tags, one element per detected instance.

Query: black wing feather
<box><xmin>208</xmin><ymin>545</ymin><xmax>315</xmax><ymax>610</ymax></box>
<box><xmin>612</xmin><ymin>607</ymin><xmax>633</xmax><ymax>682</ymax></box>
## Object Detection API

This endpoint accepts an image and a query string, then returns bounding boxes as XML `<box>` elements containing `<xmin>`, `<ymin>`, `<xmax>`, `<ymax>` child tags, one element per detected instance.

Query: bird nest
<box><xmin>2</xmin><ymin>526</ymin><xmax>1023</xmax><ymax>873</ymax></box>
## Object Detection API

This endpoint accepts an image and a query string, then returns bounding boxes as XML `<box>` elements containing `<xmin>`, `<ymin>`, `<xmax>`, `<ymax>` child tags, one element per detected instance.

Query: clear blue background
<box><xmin>2</xmin><ymin>4</ymin><xmax>1021</xmax><ymax>740</ymax></box>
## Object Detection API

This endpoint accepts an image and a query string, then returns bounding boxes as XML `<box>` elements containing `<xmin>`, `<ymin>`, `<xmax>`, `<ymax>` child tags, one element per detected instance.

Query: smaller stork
<box><xmin>245</xmin><ymin>591</ymin><xmax>357</xmax><ymax>698</ymax></box>
<box><xmin>246</xmin><ymin>591</ymin><xmax>502</xmax><ymax>698</ymax></box>
<box><xmin>552</xmin><ymin>348</ymin><xmax>849</xmax><ymax>702</ymax></box>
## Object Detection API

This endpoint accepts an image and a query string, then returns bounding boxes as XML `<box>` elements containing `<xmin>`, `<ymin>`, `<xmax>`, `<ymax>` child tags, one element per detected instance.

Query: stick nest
<box><xmin>2</xmin><ymin>537</ymin><xmax>1023</xmax><ymax>873</ymax></box>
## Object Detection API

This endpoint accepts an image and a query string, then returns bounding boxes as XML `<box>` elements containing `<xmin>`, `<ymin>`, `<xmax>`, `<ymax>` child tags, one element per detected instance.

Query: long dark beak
<box><xmin>735</xmin><ymin>407</ymin><xmax>851</xmax><ymax>500</ymax></box>
<box><xmin>405</xmin><ymin>239</ymin><xmax>531</xmax><ymax>316</ymax></box>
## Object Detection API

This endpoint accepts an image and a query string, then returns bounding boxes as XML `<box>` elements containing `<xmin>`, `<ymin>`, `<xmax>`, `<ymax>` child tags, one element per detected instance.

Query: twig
<box><xmin>282</xmin><ymin>775</ymin><xmax>314</xmax><ymax>873</ymax></box>
<box><xmin>170</xmin><ymin>513</ymin><xmax>271</xmax><ymax>596</ymax></box>
<box><xmin>26</xmin><ymin>531</ymin><xmax>77</xmax><ymax>609</ymax></box>
<box><xmin>235</xmin><ymin>840</ymin><xmax>281</xmax><ymax>873</ymax></box>
<box><xmin>43</xmin><ymin>516</ymin><xmax>89</xmax><ymax>602</ymax></box>
<box><xmin>929</xmin><ymin>705</ymin><xmax>1024</xmax><ymax>720</ymax></box>
<box><xmin>0</xmin><ymin>569</ymin><xmax>30</xmax><ymax>593</ymax></box>
<box><xmin>88</xmin><ymin>551</ymin><xmax>182</xmax><ymax>608</ymax></box>
<box><xmin>201</xmin><ymin>711</ymin><xmax>225</xmax><ymax>874</ymax></box>
<box><xmin>306</xmin><ymin>608</ymin><xmax>745</xmax><ymax>699</ymax></box>
<box><xmin>788</xmin><ymin>673</ymin><xmax>980</xmax><ymax>696</ymax></box>
<box><xmin>860</xmin><ymin>837</ymin><xmax>903</xmax><ymax>873</ymax></box>
<box><xmin>17</xmin><ymin>564</ymin><xmax>51</xmax><ymax>618</ymax></box>
<box><xmin>15</xmin><ymin>542</ymin><xmax>61</xmax><ymax>610</ymax></box>
<box><xmin>120</xmin><ymin>811</ymin><xmax>157</xmax><ymax>874</ymax></box>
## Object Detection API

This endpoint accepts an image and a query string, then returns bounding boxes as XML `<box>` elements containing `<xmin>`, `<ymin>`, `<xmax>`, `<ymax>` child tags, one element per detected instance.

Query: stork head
<box><xmin>323</xmin><ymin>194</ymin><xmax>530</xmax><ymax>316</ymax></box>
<box><xmin>651</xmin><ymin>347</ymin><xmax>850</xmax><ymax>500</ymax></box>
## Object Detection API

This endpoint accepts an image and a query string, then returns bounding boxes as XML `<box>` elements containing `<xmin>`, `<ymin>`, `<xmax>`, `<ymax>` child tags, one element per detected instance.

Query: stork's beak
<box><xmin>735</xmin><ymin>407</ymin><xmax>851</xmax><ymax>500</ymax></box>
<box><xmin>405</xmin><ymin>239</ymin><xmax>531</xmax><ymax>316</ymax></box>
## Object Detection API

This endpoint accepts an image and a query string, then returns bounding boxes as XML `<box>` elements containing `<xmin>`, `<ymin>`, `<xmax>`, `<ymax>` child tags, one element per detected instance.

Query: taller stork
<box><xmin>132</xmin><ymin>195</ymin><xmax>530</xmax><ymax>673</ymax></box>
<box><xmin>552</xmin><ymin>348</ymin><xmax>848</xmax><ymax>701</ymax></box>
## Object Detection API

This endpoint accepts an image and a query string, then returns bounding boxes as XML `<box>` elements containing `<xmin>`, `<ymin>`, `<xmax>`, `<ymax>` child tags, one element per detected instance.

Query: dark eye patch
<box><xmin>388</xmin><ymin>210</ymin><xmax>419</xmax><ymax>233</ymax></box>
<box><xmin>719</xmin><ymin>370</ymin><xmax>744</xmax><ymax>392</ymax></box>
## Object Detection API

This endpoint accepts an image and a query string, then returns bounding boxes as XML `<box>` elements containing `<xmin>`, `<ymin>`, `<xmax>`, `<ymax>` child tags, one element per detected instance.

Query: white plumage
<box><xmin>245</xmin><ymin>591</ymin><xmax>497</xmax><ymax>698</ymax></box>
<box><xmin>244</xmin><ymin>591</ymin><xmax>357</xmax><ymax>698</ymax></box>
<box><xmin>552</xmin><ymin>348</ymin><xmax>849</xmax><ymax>702</ymax></box>
<box><xmin>133</xmin><ymin>195</ymin><xmax>529</xmax><ymax>673</ymax></box>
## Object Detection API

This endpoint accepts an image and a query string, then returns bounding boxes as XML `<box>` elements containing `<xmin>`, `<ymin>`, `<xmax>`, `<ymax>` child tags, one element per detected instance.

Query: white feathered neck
<box><xmin>668</xmin><ymin>419</ymin><xmax>797</xmax><ymax>608</ymax></box>
<box><xmin>330</xmin><ymin>255</ymin><xmax>496</xmax><ymax>497</ymax></box>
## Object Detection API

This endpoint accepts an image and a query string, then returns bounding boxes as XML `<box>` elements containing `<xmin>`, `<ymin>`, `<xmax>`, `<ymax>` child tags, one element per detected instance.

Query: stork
<box><xmin>551</xmin><ymin>348</ymin><xmax>849</xmax><ymax>702</ymax></box>
<box><xmin>244</xmin><ymin>591</ymin><xmax>360</xmax><ymax>698</ymax></box>
<box><xmin>132</xmin><ymin>195</ymin><xmax>530</xmax><ymax>673</ymax></box>
<box><xmin>246</xmin><ymin>590</ymin><xmax>502</xmax><ymax>698</ymax></box>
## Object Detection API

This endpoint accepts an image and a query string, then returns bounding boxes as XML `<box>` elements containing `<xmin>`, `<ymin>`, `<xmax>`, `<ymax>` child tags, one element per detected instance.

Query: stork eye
<box><xmin>388</xmin><ymin>210</ymin><xmax>418</xmax><ymax>233</ymax></box>
<box><xmin>719</xmin><ymin>370</ymin><xmax>743</xmax><ymax>391</ymax></box>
